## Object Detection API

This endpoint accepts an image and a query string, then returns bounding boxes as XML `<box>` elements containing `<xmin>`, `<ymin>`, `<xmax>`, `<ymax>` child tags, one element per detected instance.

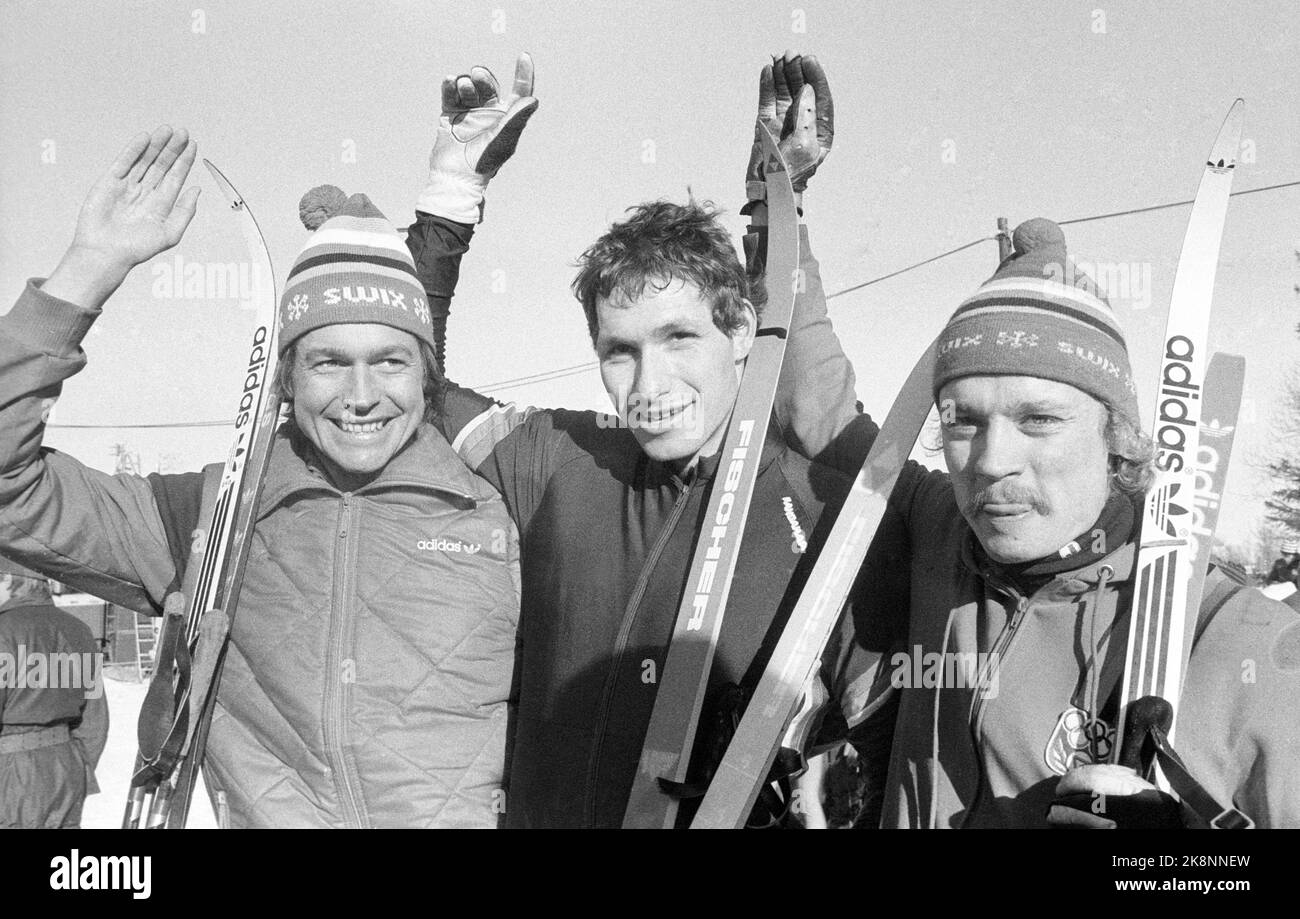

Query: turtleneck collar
<box><xmin>967</xmin><ymin>490</ymin><xmax>1139</xmax><ymax>595</ymax></box>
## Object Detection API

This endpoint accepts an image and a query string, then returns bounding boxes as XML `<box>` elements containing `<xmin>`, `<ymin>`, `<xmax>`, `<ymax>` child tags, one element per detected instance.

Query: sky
<box><xmin>2</xmin><ymin>0</ymin><xmax>1298</xmax><ymax>550</ymax></box>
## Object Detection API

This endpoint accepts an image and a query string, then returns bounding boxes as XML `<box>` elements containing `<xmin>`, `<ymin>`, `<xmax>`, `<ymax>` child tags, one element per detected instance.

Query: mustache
<box><xmin>962</xmin><ymin>483</ymin><xmax>1052</xmax><ymax>518</ymax></box>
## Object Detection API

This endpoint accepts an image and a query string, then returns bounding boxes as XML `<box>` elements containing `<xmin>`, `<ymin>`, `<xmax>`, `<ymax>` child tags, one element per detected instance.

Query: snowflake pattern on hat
<box><xmin>933</xmin><ymin>217</ymin><xmax>1140</xmax><ymax>423</ymax></box>
<box><xmin>997</xmin><ymin>331</ymin><xmax>1039</xmax><ymax>349</ymax></box>
<box><xmin>278</xmin><ymin>191</ymin><xmax>435</xmax><ymax>355</ymax></box>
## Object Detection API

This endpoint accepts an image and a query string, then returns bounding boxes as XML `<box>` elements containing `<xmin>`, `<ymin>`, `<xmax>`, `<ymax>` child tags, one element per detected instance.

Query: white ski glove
<box><xmin>744</xmin><ymin>52</ymin><xmax>834</xmax><ymax>207</ymax></box>
<box><xmin>417</xmin><ymin>52</ymin><xmax>539</xmax><ymax>224</ymax></box>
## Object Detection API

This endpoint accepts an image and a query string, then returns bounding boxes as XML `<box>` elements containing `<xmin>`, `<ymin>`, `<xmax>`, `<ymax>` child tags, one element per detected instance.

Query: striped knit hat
<box><xmin>280</xmin><ymin>191</ymin><xmax>433</xmax><ymax>355</ymax></box>
<box><xmin>933</xmin><ymin>218</ymin><xmax>1140</xmax><ymax>421</ymax></box>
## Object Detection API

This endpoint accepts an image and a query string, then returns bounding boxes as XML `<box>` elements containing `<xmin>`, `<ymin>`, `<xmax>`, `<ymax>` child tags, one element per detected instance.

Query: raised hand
<box><xmin>423</xmin><ymin>52</ymin><xmax>540</xmax><ymax>223</ymax></box>
<box><xmin>44</xmin><ymin>126</ymin><xmax>200</xmax><ymax>308</ymax></box>
<box><xmin>745</xmin><ymin>51</ymin><xmax>835</xmax><ymax>202</ymax></box>
<box><xmin>76</xmin><ymin>126</ymin><xmax>199</xmax><ymax>270</ymax></box>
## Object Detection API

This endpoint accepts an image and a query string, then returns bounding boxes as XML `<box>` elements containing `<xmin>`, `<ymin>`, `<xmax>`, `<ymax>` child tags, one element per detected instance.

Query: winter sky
<box><xmin>2</xmin><ymin>0</ymin><xmax>1298</xmax><ymax>549</ymax></box>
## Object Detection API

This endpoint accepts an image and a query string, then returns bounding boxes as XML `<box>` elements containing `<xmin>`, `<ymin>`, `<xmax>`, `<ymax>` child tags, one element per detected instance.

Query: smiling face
<box><xmin>289</xmin><ymin>323</ymin><xmax>427</xmax><ymax>491</ymax></box>
<box><xmin>940</xmin><ymin>375</ymin><xmax>1112</xmax><ymax>564</ymax></box>
<box><xmin>595</xmin><ymin>278</ymin><xmax>755</xmax><ymax>468</ymax></box>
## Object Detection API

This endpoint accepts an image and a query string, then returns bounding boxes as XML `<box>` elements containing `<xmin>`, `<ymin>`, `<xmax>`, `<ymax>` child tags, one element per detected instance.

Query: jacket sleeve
<box><xmin>438</xmin><ymin>383</ymin><xmax>536</xmax><ymax>469</ymax></box>
<box><xmin>404</xmin><ymin>212</ymin><xmax>474</xmax><ymax>320</ymax></box>
<box><xmin>0</xmin><ymin>281</ymin><xmax>179</xmax><ymax>613</ymax></box>
<box><xmin>758</xmin><ymin>223</ymin><xmax>864</xmax><ymax>463</ymax></box>
<box><xmin>1182</xmin><ymin>585</ymin><xmax>1300</xmax><ymax>828</ymax></box>
<box><xmin>748</xmin><ymin>220</ymin><xmax>885</xmax><ymax>477</ymax></box>
<box><xmin>435</xmin><ymin>380</ymin><xmax>577</xmax><ymax>535</ymax></box>
<box><xmin>73</xmin><ymin>682</ymin><xmax>110</xmax><ymax>793</ymax></box>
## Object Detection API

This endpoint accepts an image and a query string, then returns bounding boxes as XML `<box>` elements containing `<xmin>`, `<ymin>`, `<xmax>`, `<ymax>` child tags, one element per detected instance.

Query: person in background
<box><xmin>1265</xmin><ymin>537</ymin><xmax>1300</xmax><ymax>586</ymax></box>
<box><xmin>0</xmin><ymin>556</ymin><xmax>109</xmax><ymax>828</ymax></box>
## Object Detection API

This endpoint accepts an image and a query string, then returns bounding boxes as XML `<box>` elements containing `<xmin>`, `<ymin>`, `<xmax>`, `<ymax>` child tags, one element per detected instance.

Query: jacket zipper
<box><xmin>584</xmin><ymin>474</ymin><xmax>699</xmax><ymax>826</ymax></box>
<box><xmin>324</xmin><ymin>493</ymin><xmax>368</xmax><ymax>827</ymax></box>
<box><xmin>961</xmin><ymin>577</ymin><xmax>1029</xmax><ymax>826</ymax></box>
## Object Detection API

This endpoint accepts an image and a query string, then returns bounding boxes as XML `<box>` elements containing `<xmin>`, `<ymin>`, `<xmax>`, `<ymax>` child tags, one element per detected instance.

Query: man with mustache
<box><xmin>785</xmin><ymin>216</ymin><xmax>1300</xmax><ymax>827</ymax></box>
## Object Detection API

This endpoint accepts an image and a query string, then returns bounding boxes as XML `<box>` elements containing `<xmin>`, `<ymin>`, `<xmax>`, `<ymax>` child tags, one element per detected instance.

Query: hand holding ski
<box><xmin>1114</xmin><ymin>101</ymin><xmax>1244</xmax><ymax>763</ymax></box>
<box><xmin>745</xmin><ymin>51</ymin><xmax>834</xmax><ymax>204</ymax></box>
<box><xmin>1110</xmin><ymin>103</ymin><xmax>1256</xmax><ymax>830</ymax></box>
<box><xmin>1047</xmin><ymin>764</ymin><xmax>1181</xmax><ymax>829</ymax></box>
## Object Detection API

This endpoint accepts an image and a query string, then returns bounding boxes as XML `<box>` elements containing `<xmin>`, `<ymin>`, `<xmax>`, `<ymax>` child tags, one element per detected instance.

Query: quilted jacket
<box><xmin>0</xmin><ymin>281</ymin><xmax>520</xmax><ymax>828</ymax></box>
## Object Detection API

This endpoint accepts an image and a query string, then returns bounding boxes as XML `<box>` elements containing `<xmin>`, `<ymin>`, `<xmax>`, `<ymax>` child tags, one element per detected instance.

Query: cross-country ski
<box><xmin>1113</xmin><ymin>101</ymin><xmax>1245</xmax><ymax>769</ymax></box>
<box><xmin>622</xmin><ymin>123</ymin><xmax>800</xmax><ymax>829</ymax></box>
<box><xmin>691</xmin><ymin>342</ymin><xmax>936</xmax><ymax>828</ymax></box>
<box><xmin>123</xmin><ymin>160</ymin><xmax>283</xmax><ymax>829</ymax></box>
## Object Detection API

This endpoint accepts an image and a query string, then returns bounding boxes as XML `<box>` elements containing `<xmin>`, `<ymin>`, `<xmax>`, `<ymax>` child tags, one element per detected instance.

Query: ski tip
<box><xmin>1207</xmin><ymin>100</ymin><xmax>1245</xmax><ymax>169</ymax></box>
<box><xmin>202</xmin><ymin>159</ymin><xmax>245</xmax><ymax>210</ymax></box>
<box><xmin>1205</xmin><ymin>349</ymin><xmax>1246</xmax><ymax>383</ymax></box>
<box><xmin>1207</xmin><ymin>349</ymin><xmax>1246</xmax><ymax>367</ymax></box>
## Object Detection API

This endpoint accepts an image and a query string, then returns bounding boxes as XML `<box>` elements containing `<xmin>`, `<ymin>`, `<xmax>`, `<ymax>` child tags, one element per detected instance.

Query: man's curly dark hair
<box><xmin>571</xmin><ymin>199</ymin><xmax>762</xmax><ymax>343</ymax></box>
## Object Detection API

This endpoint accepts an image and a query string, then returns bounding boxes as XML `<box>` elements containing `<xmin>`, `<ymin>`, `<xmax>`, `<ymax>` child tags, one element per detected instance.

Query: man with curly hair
<box><xmin>428</xmin><ymin>53</ymin><xmax>863</xmax><ymax>827</ymax></box>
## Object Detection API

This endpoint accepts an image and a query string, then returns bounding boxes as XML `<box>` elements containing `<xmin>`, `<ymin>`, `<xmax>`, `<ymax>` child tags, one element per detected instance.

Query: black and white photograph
<box><xmin>0</xmin><ymin>0</ymin><xmax>1296</xmax><ymax>887</ymax></box>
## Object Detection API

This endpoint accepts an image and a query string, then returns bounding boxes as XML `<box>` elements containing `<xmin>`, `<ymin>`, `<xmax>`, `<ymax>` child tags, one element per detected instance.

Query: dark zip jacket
<box><xmin>435</xmin><ymin>224</ymin><xmax>872</xmax><ymax>827</ymax></box>
<box><xmin>438</xmin><ymin>400</ymin><xmax>863</xmax><ymax>827</ymax></box>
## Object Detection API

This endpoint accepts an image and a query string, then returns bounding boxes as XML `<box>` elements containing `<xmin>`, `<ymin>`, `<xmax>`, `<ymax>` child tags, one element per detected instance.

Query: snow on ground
<box><xmin>1261</xmin><ymin>582</ymin><xmax>1297</xmax><ymax>602</ymax></box>
<box><xmin>82</xmin><ymin>672</ymin><xmax>216</xmax><ymax>829</ymax></box>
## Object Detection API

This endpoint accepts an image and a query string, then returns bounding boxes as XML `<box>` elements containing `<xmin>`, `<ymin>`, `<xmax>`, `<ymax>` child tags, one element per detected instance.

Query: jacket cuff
<box><xmin>4</xmin><ymin>279</ymin><xmax>101</xmax><ymax>355</ymax></box>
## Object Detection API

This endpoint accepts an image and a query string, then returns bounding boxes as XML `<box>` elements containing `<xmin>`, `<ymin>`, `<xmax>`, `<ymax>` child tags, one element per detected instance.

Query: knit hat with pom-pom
<box><xmin>280</xmin><ymin>188</ymin><xmax>433</xmax><ymax>356</ymax></box>
<box><xmin>932</xmin><ymin>217</ymin><xmax>1140</xmax><ymax>422</ymax></box>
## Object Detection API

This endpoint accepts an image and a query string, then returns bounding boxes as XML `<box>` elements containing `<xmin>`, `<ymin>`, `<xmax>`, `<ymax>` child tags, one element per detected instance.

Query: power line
<box><xmin>826</xmin><ymin>235</ymin><xmax>1000</xmax><ymax>301</ymax></box>
<box><xmin>471</xmin><ymin>360</ymin><xmax>600</xmax><ymax>393</ymax></box>
<box><xmin>1060</xmin><ymin>178</ymin><xmax>1300</xmax><ymax>226</ymax></box>
<box><xmin>45</xmin><ymin>179</ymin><xmax>1300</xmax><ymax>430</ymax></box>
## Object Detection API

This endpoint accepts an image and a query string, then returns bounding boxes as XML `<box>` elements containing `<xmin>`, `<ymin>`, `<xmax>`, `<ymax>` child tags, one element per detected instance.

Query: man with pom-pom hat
<box><xmin>773</xmin><ymin>214</ymin><xmax>1300</xmax><ymax>829</ymax></box>
<box><xmin>0</xmin><ymin>93</ymin><xmax>529</xmax><ymax>826</ymax></box>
